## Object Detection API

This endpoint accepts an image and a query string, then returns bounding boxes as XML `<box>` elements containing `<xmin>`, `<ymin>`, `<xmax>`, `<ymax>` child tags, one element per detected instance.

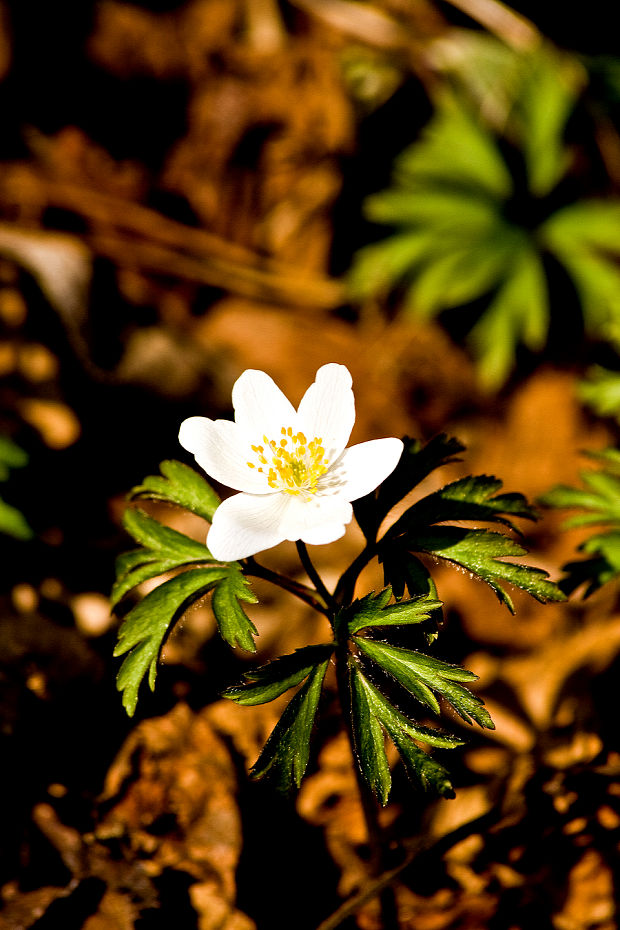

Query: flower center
<box><xmin>247</xmin><ymin>427</ymin><xmax>329</xmax><ymax>496</ymax></box>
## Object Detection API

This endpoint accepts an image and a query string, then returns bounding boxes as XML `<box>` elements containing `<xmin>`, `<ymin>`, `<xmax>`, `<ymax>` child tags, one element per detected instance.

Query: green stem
<box><xmin>333</xmin><ymin>543</ymin><xmax>376</xmax><ymax>606</ymax></box>
<box><xmin>296</xmin><ymin>541</ymin><xmax>338</xmax><ymax>611</ymax></box>
<box><xmin>243</xmin><ymin>557</ymin><xmax>329</xmax><ymax>615</ymax></box>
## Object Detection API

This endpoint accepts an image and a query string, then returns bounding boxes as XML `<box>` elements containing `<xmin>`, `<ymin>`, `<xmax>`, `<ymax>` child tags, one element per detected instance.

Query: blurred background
<box><xmin>2</xmin><ymin>1</ymin><xmax>620</xmax><ymax>928</ymax></box>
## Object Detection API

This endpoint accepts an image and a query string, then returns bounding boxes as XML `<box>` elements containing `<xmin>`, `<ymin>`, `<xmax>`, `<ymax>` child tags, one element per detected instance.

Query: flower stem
<box><xmin>296</xmin><ymin>541</ymin><xmax>338</xmax><ymax>611</ymax></box>
<box><xmin>333</xmin><ymin>543</ymin><xmax>376</xmax><ymax>606</ymax></box>
<box><xmin>242</xmin><ymin>557</ymin><xmax>330</xmax><ymax>615</ymax></box>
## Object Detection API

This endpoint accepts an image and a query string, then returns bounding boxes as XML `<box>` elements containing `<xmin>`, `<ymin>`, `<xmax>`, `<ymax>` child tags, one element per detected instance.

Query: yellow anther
<box><xmin>248</xmin><ymin>426</ymin><xmax>329</xmax><ymax>496</ymax></box>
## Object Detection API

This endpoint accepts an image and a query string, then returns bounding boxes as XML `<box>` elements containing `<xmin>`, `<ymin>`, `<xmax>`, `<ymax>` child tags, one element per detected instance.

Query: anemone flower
<box><xmin>179</xmin><ymin>363</ymin><xmax>403</xmax><ymax>561</ymax></box>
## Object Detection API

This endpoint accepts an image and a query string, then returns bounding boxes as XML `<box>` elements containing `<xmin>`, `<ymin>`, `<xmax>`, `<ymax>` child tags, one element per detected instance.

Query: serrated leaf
<box><xmin>111</xmin><ymin>508</ymin><xmax>213</xmax><ymax>607</ymax></box>
<box><xmin>386</xmin><ymin>474</ymin><xmax>536</xmax><ymax>540</ymax></box>
<box><xmin>211</xmin><ymin>565</ymin><xmax>258</xmax><ymax>652</ymax></box>
<box><xmin>345</xmin><ymin>588</ymin><xmax>442</xmax><ymax>635</ymax></box>
<box><xmin>350</xmin><ymin>662</ymin><xmax>392</xmax><ymax>805</ymax></box>
<box><xmin>354</xmin><ymin>637</ymin><xmax>494</xmax><ymax>729</ymax></box>
<box><xmin>114</xmin><ymin>566</ymin><xmax>229</xmax><ymax>715</ymax></box>
<box><xmin>251</xmin><ymin>660</ymin><xmax>329</xmax><ymax>791</ymax></box>
<box><xmin>403</xmin><ymin>526</ymin><xmax>565</xmax><ymax>612</ymax></box>
<box><xmin>129</xmin><ymin>459</ymin><xmax>220</xmax><ymax>522</ymax></box>
<box><xmin>352</xmin><ymin>665</ymin><xmax>460</xmax><ymax>799</ymax></box>
<box><xmin>223</xmin><ymin>644</ymin><xmax>335</xmax><ymax>706</ymax></box>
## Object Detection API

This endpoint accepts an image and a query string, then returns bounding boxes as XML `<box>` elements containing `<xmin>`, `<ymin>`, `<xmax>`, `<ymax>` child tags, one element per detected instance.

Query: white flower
<box><xmin>179</xmin><ymin>363</ymin><xmax>403</xmax><ymax>561</ymax></box>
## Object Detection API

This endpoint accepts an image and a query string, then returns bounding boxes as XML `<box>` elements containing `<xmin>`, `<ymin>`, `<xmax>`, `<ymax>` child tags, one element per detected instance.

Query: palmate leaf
<box><xmin>112</xmin><ymin>507</ymin><xmax>214</xmax><ymax>607</ymax></box>
<box><xmin>344</xmin><ymin>588</ymin><xmax>442</xmax><ymax>635</ymax></box>
<box><xmin>354</xmin><ymin>636</ymin><xmax>494</xmax><ymax>729</ymax></box>
<box><xmin>251</xmin><ymin>659</ymin><xmax>330</xmax><ymax>792</ymax></box>
<box><xmin>129</xmin><ymin>459</ymin><xmax>220</xmax><ymax>522</ymax></box>
<box><xmin>114</xmin><ymin>566</ymin><xmax>230</xmax><ymax>715</ymax></box>
<box><xmin>351</xmin><ymin>665</ymin><xmax>461</xmax><ymax>802</ymax></box>
<box><xmin>223</xmin><ymin>644</ymin><xmax>335</xmax><ymax>706</ymax></box>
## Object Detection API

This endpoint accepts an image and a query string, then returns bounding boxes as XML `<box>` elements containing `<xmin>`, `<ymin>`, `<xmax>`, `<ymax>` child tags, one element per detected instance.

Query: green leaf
<box><xmin>350</xmin><ymin>662</ymin><xmax>392</xmax><ymax>805</ymax></box>
<box><xmin>405</xmin><ymin>228</ymin><xmax>517</xmax><ymax>320</ymax></box>
<box><xmin>0</xmin><ymin>496</ymin><xmax>33</xmax><ymax>540</ymax></box>
<box><xmin>111</xmin><ymin>508</ymin><xmax>213</xmax><ymax>607</ymax></box>
<box><xmin>354</xmin><ymin>637</ymin><xmax>494</xmax><ymax>729</ymax></box>
<box><xmin>0</xmin><ymin>435</ymin><xmax>28</xmax><ymax>480</ymax></box>
<box><xmin>404</xmin><ymin>526</ymin><xmax>565</xmax><ymax>612</ymax></box>
<box><xmin>347</xmin><ymin>230</ymin><xmax>435</xmax><ymax>300</ymax></box>
<box><xmin>469</xmin><ymin>243</ymin><xmax>549</xmax><ymax>389</ymax></box>
<box><xmin>211</xmin><ymin>564</ymin><xmax>259</xmax><ymax>652</ymax></box>
<box><xmin>251</xmin><ymin>659</ymin><xmax>329</xmax><ymax>791</ymax></box>
<box><xmin>578</xmin><ymin>367</ymin><xmax>620</xmax><ymax>420</ymax></box>
<box><xmin>516</xmin><ymin>47</ymin><xmax>582</xmax><ymax>196</ymax></box>
<box><xmin>345</xmin><ymin>588</ymin><xmax>442</xmax><ymax>635</ymax></box>
<box><xmin>542</xmin><ymin>448</ymin><xmax>620</xmax><ymax>595</ymax></box>
<box><xmin>351</xmin><ymin>665</ymin><xmax>461</xmax><ymax>799</ymax></box>
<box><xmin>386</xmin><ymin>474</ymin><xmax>536</xmax><ymax>539</ymax></box>
<box><xmin>223</xmin><ymin>644</ymin><xmax>335</xmax><ymax>706</ymax></box>
<box><xmin>114</xmin><ymin>566</ymin><xmax>229</xmax><ymax>715</ymax></box>
<box><xmin>395</xmin><ymin>94</ymin><xmax>513</xmax><ymax>199</ymax></box>
<box><xmin>354</xmin><ymin>434</ymin><xmax>464</xmax><ymax>543</ymax></box>
<box><xmin>129</xmin><ymin>459</ymin><xmax>220</xmax><ymax>522</ymax></box>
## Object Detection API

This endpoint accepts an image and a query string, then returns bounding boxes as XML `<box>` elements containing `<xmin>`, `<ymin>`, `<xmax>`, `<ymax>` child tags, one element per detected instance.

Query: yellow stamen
<box><xmin>246</xmin><ymin>425</ymin><xmax>330</xmax><ymax>496</ymax></box>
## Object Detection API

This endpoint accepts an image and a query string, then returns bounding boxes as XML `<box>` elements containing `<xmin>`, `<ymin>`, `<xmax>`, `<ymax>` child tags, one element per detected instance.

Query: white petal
<box><xmin>207</xmin><ymin>492</ymin><xmax>292</xmax><ymax>561</ymax></box>
<box><xmin>232</xmin><ymin>369</ymin><xmax>298</xmax><ymax>439</ymax></box>
<box><xmin>179</xmin><ymin>416</ymin><xmax>270</xmax><ymax>494</ymax></box>
<box><xmin>281</xmin><ymin>493</ymin><xmax>353</xmax><ymax>541</ymax></box>
<box><xmin>300</xmin><ymin>522</ymin><xmax>347</xmax><ymax>546</ymax></box>
<box><xmin>329</xmin><ymin>437</ymin><xmax>404</xmax><ymax>502</ymax></box>
<box><xmin>296</xmin><ymin>364</ymin><xmax>355</xmax><ymax>461</ymax></box>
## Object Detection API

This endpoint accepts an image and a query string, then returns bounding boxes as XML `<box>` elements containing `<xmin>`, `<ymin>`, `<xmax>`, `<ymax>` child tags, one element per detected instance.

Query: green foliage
<box><xmin>354</xmin><ymin>637</ymin><xmax>494</xmax><ymax>729</ymax></box>
<box><xmin>113</xmin><ymin>464</ymin><xmax>258</xmax><ymax>714</ymax></box>
<box><xmin>0</xmin><ymin>435</ymin><xmax>32</xmax><ymax>540</ymax></box>
<box><xmin>542</xmin><ymin>449</ymin><xmax>620</xmax><ymax>594</ymax></box>
<box><xmin>348</xmin><ymin>43</ymin><xmax>620</xmax><ymax>387</ymax></box>
<box><xmin>223</xmin><ymin>644</ymin><xmax>334</xmax><ymax>705</ymax></box>
<box><xmin>113</xmin><ymin>438</ymin><xmax>562</xmax><ymax>805</ymax></box>
<box><xmin>379</xmin><ymin>437</ymin><xmax>565</xmax><ymax>614</ymax></box>
<box><xmin>350</xmin><ymin>664</ymin><xmax>461</xmax><ymax>802</ymax></box>
<box><xmin>115</xmin><ymin>566</ymin><xmax>231</xmax><ymax>715</ymax></box>
<box><xmin>578</xmin><ymin>366</ymin><xmax>620</xmax><ymax>420</ymax></box>
<box><xmin>344</xmin><ymin>588</ymin><xmax>443</xmax><ymax>635</ymax></box>
<box><xmin>128</xmin><ymin>459</ymin><xmax>220</xmax><ymax>522</ymax></box>
<box><xmin>251</xmin><ymin>659</ymin><xmax>330</xmax><ymax>791</ymax></box>
<box><xmin>112</xmin><ymin>507</ymin><xmax>213</xmax><ymax>607</ymax></box>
